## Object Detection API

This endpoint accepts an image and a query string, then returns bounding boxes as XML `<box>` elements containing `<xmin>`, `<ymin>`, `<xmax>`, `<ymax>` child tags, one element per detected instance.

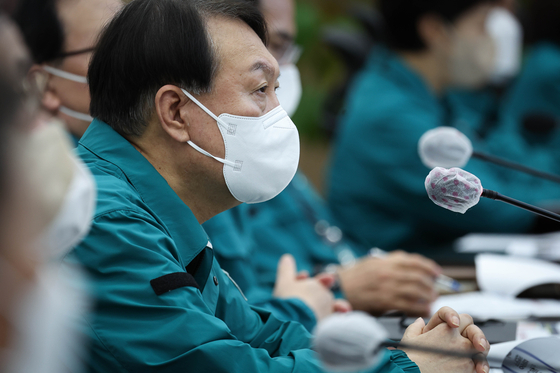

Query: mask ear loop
<box><xmin>181</xmin><ymin>89</ymin><xmax>232</xmax><ymax>132</ymax></box>
<box><xmin>181</xmin><ymin>89</ymin><xmax>238</xmax><ymax>169</ymax></box>
<box><xmin>43</xmin><ymin>66</ymin><xmax>88</xmax><ymax>84</ymax></box>
<box><xmin>186</xmin><ymin>140</ymin><xmax>237</xmax><ymax>168</ymax></box>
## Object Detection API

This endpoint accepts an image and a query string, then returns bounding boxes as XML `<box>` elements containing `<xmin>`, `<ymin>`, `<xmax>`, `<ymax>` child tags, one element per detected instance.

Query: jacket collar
<box><xmin>368</xmin><ymin>46</ymin><xmax>442</xmax><ymax>111</ymax></box>
<box><xmin>79</xmin><ymin>119</ymin><xmax>210</xmax><ymax>265</ymax></box>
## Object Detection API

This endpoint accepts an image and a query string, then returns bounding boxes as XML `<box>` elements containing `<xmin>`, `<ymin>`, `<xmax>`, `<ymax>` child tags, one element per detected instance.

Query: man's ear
<box><xmin>29</xmin><ymin>65</ymin><xmax>60</xmax><ymax>114</ymax></box>
<box><xmin>155</xmin><ymin>85</ymin><xmax>191</xmax><ymax>143</ymax></box>
<box><xmin>418</xmin><ymin>14</ymin><xmax>449</xmax><ymax>51</ymax></box>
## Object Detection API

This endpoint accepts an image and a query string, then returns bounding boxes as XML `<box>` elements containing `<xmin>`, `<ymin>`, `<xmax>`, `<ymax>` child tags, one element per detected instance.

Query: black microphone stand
<box><xmin>473</xmin><ymin>151</ymin><xmax>560</xmax><ymax>184</ymax></box>
<box><xmin>482</xmin><ymin>189</ymin><xmax>560</xmax><ymax>223</ymax></box>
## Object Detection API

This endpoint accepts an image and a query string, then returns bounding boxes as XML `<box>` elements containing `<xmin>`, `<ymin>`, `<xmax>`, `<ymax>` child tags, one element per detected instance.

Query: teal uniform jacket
<box><xmin>327</xmin><ymin>47</ymin><xmax>560</xmax><ymax>259</ymax></box>
<box><xmin>63</xmin><ymin>119</ymin><xmax>420</xmax><ymax>373</ymax></box>
<box><xmin>204</xmin><ymin>173</ymin><xmax>356</xmax><ymax>332</ymax></box>
<box><xmin>203</xmin><ymin>205</ymin><xmax>318</xmax><ymax>332</ymax></box>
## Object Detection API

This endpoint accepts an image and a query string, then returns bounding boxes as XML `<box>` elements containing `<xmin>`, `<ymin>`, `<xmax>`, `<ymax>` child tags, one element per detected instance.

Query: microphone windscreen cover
<box><xmin>313</xmin><ymin>312</ymin><xmax>389</xmax><ymax>372</ymax></box>
<box><xmin>426</xmin><ymin>167</ymin><xmax>482</xmax><ymax>214</ymax></box>
<box><xmin>418</xmin><ymin>127</ymin><xmax>473</xmax><ymax>169</ymax></box>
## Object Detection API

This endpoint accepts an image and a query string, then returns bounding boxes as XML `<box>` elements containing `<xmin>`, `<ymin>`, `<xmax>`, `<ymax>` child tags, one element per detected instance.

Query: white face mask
<box><xmin>486</xmin><ymin>7</ymin><xmax>523</xmax><ymax>84</ymax></box>
<box><xmin>181</xmin><ymin>89</ymin><xmax>300</xmax><ymax>204</ymax></box>
<box><xmin>20</xmin><ymin>120</ymin><xmax>96</xmax><ymax>258</ymax></box>
<box><xmin>276</xmin><ymin>64</ymin><xmax>302</xmax><ymax>117</ymax></box>
<box><xmin>39</xmin><ymin>157</ymin><xmax>96</xmax><ymax>257</ymax></box>
<box><xmin>43</xmin><ymin>66</ymin><xmax>94</xmax><ymax>123</ymax></box>
<box><xmin>448</xmin><ymin>29</ymin><xmax>496</xmax><ymax>88</ymax></box>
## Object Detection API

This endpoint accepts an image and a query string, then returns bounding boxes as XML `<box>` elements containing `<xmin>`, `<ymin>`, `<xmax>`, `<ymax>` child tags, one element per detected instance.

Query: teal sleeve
<box><xmin>389</xmin><ymin>350</ymin><xmax>421</xmax><ymax>373</ymax></box>
<box><xmin>343</xmin><ymin>349</ymin><xmax>420</xmax><ymax>373</ymax></box>
<box><xmin>251</xmin><ymin>297</ymin><xmax>317</xmax><ymax>332</ymax></box>
<box><xmin>65</xmin><ymin>210</ymin><xmax>325</xmax><ymax>373</ymax></box>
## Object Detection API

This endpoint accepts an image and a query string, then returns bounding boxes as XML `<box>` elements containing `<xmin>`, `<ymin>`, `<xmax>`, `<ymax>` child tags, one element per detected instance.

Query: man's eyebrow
<box><xmin>250</xmin><ymin>61</ymin><xmax>276</xmax><ymax>78</ymax></box>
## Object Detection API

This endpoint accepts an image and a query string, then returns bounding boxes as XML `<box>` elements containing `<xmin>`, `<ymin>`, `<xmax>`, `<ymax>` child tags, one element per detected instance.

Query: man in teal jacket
<box><xmin>204</xmin><ymin>0</ymin><xmax>442</xmax><ymax>327</ymax></box>
<box><xmin>62</xmin><ymin>0</ymin><xmax>490</xmax><ymax>372</ymax></box>
<box><xmin>327</xmin><ymin>0</ymin><xmax>560</xmax><ymax>260</ymax></box>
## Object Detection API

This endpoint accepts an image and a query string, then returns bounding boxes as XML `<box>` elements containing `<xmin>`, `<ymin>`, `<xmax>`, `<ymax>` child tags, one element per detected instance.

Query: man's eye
<box><xmin>258</xmin><ymin>86</ymin><xmax>268</xmax><ymax>93</ymax></box>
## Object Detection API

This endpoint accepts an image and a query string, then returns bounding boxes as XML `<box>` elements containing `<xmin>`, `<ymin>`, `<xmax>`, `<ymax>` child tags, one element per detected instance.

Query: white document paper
<box><xmin>456</xmin><ymin>233</ymin><xmax>560</xmax><ymax>261</ymax></box>
<box><xmin>476</xmin><ymin>254</ymin><xmax>560</xmax><ymax>297</ymax></box>
<box><xmin>432</xmin><ymin>292</ymin><xmax>560</xmax><ymax>321</ymax></box>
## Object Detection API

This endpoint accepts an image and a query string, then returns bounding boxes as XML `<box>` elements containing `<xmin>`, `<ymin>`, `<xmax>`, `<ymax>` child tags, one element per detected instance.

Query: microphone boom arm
<box><xmin>482</xmin><ymin>189</ymin><xmax>560</xmax><ymax>223</ymax></box>
<box><xmin>473</xmin><ymin>151</ymin><xmax>560</xmax><ymax>184</ymax></box>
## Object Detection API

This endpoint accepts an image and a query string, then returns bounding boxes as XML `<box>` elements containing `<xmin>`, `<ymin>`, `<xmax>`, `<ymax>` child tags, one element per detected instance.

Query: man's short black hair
<box><xmin>88</xmin><ymin>0</ymin><xmax>267</xmax><ymax>137</ymax></box>
<box><xmin>378</xmin><ymin>0</ymin><xmax>495</xmax><ymax>52</ymax></box>
<box><xmin>12</xmin><ymin>0</ymin><xmax>64</xmax><ymax>63</ymax></box>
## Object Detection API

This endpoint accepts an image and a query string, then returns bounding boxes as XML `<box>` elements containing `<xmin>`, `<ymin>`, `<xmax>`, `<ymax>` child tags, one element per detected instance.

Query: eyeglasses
<box><xmin>55</xmin><ymin>47</ymin><xmax>96</xmax><ymax>60</ymax></box>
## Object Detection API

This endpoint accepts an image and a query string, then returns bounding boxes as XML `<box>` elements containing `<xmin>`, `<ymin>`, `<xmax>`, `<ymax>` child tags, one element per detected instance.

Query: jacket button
<box><xmin>213</xmin><ymin>276</ymin><xmax>219</xmax><ymax>286</ymax></box>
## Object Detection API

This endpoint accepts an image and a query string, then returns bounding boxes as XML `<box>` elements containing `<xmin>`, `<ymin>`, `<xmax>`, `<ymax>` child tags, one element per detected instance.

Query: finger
<box><xmin>296</xmin><ymin>271</ymin><xmax>310</xmax><ymax>280</ymax></box>
<box><xmin>401</xmin><ymin>254</ymin><xmax>442</xmax><ymax>278</ymax></box>
<box><xmin>457</xmin><ymin>313</ymin><xmax>475</xmax><ymax>336</ymax></box>
<box><xmin>474</xmin><ymin>353</ymin><xmax>490</xmax><ymax>373</ymax></box>
<box><xmin>315</xmin><ymin>273</ymin><xmax>336</xmax><ymax>289</ymax></box>
<box><xmin>333</xmin><ymin>299</ymin><xmax>352</xmax><ymax>313</ymax></box>
<box><xmin>275</xmin><ymin>254</ymin><xmax>297</xmax><ymax>285</ymax></box>
<box><xmin>402</xmin><ymin>317</ymin><xmax>425</xmax><ymax>340</ymax></box>
<box><xmin>462</xmin><ymin>323</ymin><xmax>489</xmax><ymax>355</ymax></box>
<box><xmin>393</xmin><ymin>282</ymin><xmax>438</xmax><ymax>303</ymax></box>
<box><xmin>389</xmin><ymin>269</ymin><xmax>437</xmax><ymax>294</ymax></box>
<box><xmin>423</xmin><ymin>306</ymin><xmax>460</xmax><ymax>333</ymax></box>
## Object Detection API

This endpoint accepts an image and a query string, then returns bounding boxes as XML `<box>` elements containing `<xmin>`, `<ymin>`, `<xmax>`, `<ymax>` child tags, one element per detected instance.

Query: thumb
<box><xmin>402</xmin><ymin>317</ymin><xmax>426</xmax><ymax>340</ymax></box>
<box><xmin>276</xmin><ymin>254</ymin><xmax>297</xmax><ymax>285</ymax></box>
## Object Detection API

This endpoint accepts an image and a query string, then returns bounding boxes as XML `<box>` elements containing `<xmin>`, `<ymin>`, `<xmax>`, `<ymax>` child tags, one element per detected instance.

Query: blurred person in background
<box><xmin>13</xmin><ymin>0</ymin><xmax>122</xmax><ymax>145</ymax></box>
<box><xmin>494</xmin><ymin>0</ymin><xmax>560</xmax><ymax>172</ymax></box>
<box><xmin>204</xmin><ymin>0</ymin><xmax>442</xmax><ymax>321</ymax></box>
<box><xmin>0</xmin><ymin>8</ymin><xmax>95</xmax><ymax>372</ymax></box>
<box><xmin>327</xmin><ymin>0</ymin><xmax>560</xmax><ymax>262</ymax></box>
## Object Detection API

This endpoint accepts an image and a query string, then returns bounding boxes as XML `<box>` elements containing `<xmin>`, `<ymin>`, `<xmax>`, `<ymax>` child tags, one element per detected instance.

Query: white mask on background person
<box><xmin>1</xmin><ymin>262</ymin><xmax>90</xmax><ymax>373</ymax></box>
<box><xmin>21</xmin><ymin>120</ymin><xmax>96</xmax><ymax>258</ymax></box>
<box><xmin>486</xmin><ymin>7</ymin><xmax>523</xmax><ymax>84</ymax></box>
<box><xmin>182</xmin><ymin>89</ymin><xmax>300</xmax><ymax>204</ymax></box>
<box><xmin>276</xmin><ymin>64</ymin><xmax>302</xmax><ymax>117</ymax></box>
<box><xmin>39</xmin><ymin>156</ymin><xmax>96</xmax><ymax>257</ymax></box>
<box><xmin>42</xmin><ymin>65</ymin><xmax>94</xmax><ymax>123</ymax></box>
<box><xmin>448</xmin><ymin>29</ymin><xmax>496</xmax><ymax>88</ymax></box>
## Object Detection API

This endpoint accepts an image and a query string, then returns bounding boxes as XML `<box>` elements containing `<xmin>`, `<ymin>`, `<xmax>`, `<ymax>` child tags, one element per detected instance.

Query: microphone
<box><xmin>313</xmin><ymin>312</ymin><xmax>389</xmax><ymax>372</ymax></box>
<box><xmin>418</xmin><ymin>127</ymin><xmax>560</xmax><ymax>184</ymax></box>
<box><xmin>426</xmin><ymin>167</ymin><xmax>560</xmax><ymax>223</ymax></box>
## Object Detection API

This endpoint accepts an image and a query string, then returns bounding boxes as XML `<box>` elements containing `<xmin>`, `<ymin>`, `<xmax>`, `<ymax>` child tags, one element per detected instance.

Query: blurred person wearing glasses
<box><xmin>14</xmin><ymin>0</ymin><xmax>122</xmax><ymax>144</ymax></box>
